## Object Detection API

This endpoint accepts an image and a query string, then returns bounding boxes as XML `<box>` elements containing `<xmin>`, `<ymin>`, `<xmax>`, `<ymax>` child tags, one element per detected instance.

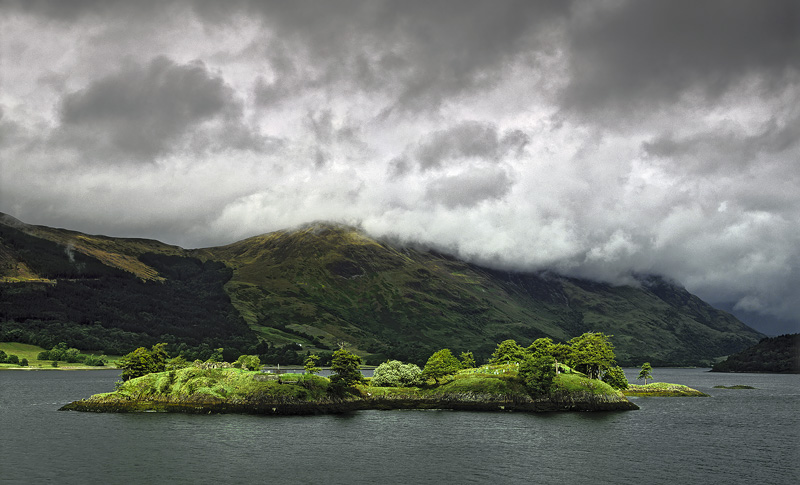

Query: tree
<box><xmin>117</xmin><ymin>344</ymin><xmax>170</xmax><ymax>381</ymax></box>
<box><xmin>460</xmin><ymin>351</ymin><xmax>476</xmax><ymax>369</ymax></box>
<box><xmin>489</xmin><ymin>339</ymin><xmax>528</xmax><ymax>365</ymax></box>
<box><xmin>329</xmin><ymin>348</ymin><xmax>363</xmax><ymax>387</ymax></box>
<box><xmin>7</xmin><ymin>354</ymin><xmax>19</xmax><ymax>365</ymax></box>
<box><xmin>519</xmin><ymin>353</ymin><xmax>556</xmax><ymax>396</ymax></box>
<box><xmin>206</xmin><ymin>347</ymin><xmax>224</xmax><ymax>363</ymax></box>
<box><xmin>602</xmin><ymin>365</ymin><xmax>629</xmax><ymax>390</ymax></box>
<box><xmin>371</xmin><ymin>360</ymin><xmax>422</xmax><ymax>387</ymax></box>
<box><xmin>234</xmin><ymin>354</ymin><xmax>262</xmax><ymax>371</ymax></box>
<box><xmin>422</xmin><ymin>349</ymin><xmax>462</xmax><ymax>383</ymax></box>
<box><xmin>568</xmin><ymin>332</ymin><xmax>617</xmax><ymax>380</ymax></box>
<box><xmin>303</xmin><ymin>354</ymin><xmax>321</xmax><ymax>375</ymax></box>
<box><xmin>19</xmin><ymin>358</ymin><xmax>29</xmax><ymax>367</ymax></box>
<box><xmin>527</xmin><ymin>338</ymin><xmax>555</xmax><ymax>357</ymax></box>
<box><xmin>0</xmin><ymin>350</ymin><xmax>6</xmax><ymax>363</ymax></box>
<box><xmin>637</xmin><ymin>362</ymin><xmax>653</xmax><ymax>385</ymax></box>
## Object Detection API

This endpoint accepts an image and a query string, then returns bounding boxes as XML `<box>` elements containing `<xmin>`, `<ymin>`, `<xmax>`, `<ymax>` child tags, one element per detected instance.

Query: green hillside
<box><xmin>711</xmin><ymin>333</ymin><xmax>800</xmax><ymax>373</ymax></box>
<box><xmin>0</xmin><ymin>214</ymin><xmax>764</xmax><ymax>365</ymax></box>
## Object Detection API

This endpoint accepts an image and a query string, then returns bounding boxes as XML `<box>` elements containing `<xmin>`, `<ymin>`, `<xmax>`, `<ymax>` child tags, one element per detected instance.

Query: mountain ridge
<box><xmin>0</xmin><ymin>213</ymin><xmax>764</xmax><ymax>365</ymax></box>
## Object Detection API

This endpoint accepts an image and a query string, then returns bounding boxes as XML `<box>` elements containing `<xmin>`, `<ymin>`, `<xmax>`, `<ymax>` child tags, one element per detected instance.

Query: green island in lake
<box><xmin>60</xmin><ymin>333</ymin><xmax>709</xmax><ymax>415</ymax></box>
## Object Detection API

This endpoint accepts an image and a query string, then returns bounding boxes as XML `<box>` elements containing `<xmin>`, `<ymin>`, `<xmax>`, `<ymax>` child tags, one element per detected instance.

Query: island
<box><xmin>60</xmin><ymin>364</ymin><xmax>639</xmax><ymax>414</ymax></box>
<box><xmin>622</xmin><ymin>383</ymin><xmax>709</xmax><ymax>397</ymax></box>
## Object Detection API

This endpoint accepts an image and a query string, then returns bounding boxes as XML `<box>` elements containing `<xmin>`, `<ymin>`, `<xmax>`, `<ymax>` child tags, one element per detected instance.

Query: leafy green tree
<box><xmin>602</xmin><ymin>365</ymin><xmax>629</xmax><ymax>390</ymax></box>
<box><xmin>206</xmin><ymin>347</ymin><xmax>224</xmax><ymax>363</ymax></box>
<box><xmin>460</xmin><ymin>351</ymin><xmax>476</xmax><ymax>369</ymax></box>
<box><xmin>166</xmin><ymin>355</ymin><xmax>189</xmax><ymax>371</ymax></box>
<box><xmin>37</xmin><ymin>351</ymin><xmax>49</xmax><ymax>361</ymax></box>
<box><xmin>371</xmin><ymin>360</ymin><xmax>423</xmax><ymax>387</ymax></box>
<box><xmin>489</xmin><ymin>339</ymin><xmax>528</xmax><ymax>365</ymax></box>
<box><xmin>568</xmin><ymin>332</ymin><xmax>617</xmax><ymax>380</ymax></box>
<box><xmin>329</xmin><ymin>348</ymin><xmax>363</xmax><ymax>387</ymax></box>
<box><xmin>422</xmin><ymin>348</ymin><xmax>462</xmax><ymax>383</ymax></box>
<box><xmin>7</xmin><ymin>354</ymin><xmax>19</xmax><ymax>365</ymax></box>
<box><xmin>117</xmin><ymin>344</ymin><xmax>170</xmax><ymax>381</ymax></box>
<box><xmin>519</xmin><ymin>353</ymin><xmax>556</xmax><ymax>396</ymax></box>
<box><xmin>303</xmin><ymin>354</ymin><xmax>321</xmax><ymax>375</ymax></box>
<box><xmin>527</xmin><ymin>338</ymin><xmax>555</xmax><ymax>357</ymax></box>
<box><xmin>0</xmin><ymin>350</ymin><xmax>7</xmax><ymax>363</ymax></box>
<box><xmin>236</xmin><ymin>355</ymin><xmax>261</xmax><ymax>371</ymax></box>
<box><xmin>19</xmin><ymin>358</ymin><xmax>29</xmax><ymax>367</ymax></box>
<box><xmin>637</xmin><ymin>362</ymin><xmax>653</xmax><ymax>385</ymax></box>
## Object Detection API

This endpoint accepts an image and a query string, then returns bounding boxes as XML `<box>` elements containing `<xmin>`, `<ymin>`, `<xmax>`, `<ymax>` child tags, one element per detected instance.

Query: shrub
<box><xmin>20</xmin><ymin>358</ymin><xmax>29</xmax><ymax>367</ymax></box>
<box><xmin>601</xmin><ymin>365</ymin><xmax>628</xmax><ymax>390</ymax></box>
<box><xmin>371</xmin><ymin>360</ymin><xmax>423</xmax><ymax>387</ymax></box>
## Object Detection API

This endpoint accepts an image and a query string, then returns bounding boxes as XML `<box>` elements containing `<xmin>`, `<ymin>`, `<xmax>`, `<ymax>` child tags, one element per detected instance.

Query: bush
<box><xmin>83</xmin><ymin>355</ymin><xmax>107</xmax><ymax>366</ymax></box>
<box><xmin>7</xmin><ymin>354</ymin><xmax>20</xmax><ymax>365</ymax></box>
<box><xmin>0</xmin><ymin>350</ymin><xmax>6</xmax><ymax>363</ymax></box>
<box><xmin>371</xmin><ymin>360</ymin><xmax>423</xmax><ymax>387</ymax></box>
<box><xmin>20</xmin><ymin>358</ymin><xmax>28</xmax><ymax>367</ymax></box>
<box><xmin>233</xmin><ymin>354</ymin><xmax>262</xmax><ymax>371</ymax></box>
<box><xmin>601</xmin><ymin>365</ymin><xmax>629</xmax><ymax>390</ymax></box>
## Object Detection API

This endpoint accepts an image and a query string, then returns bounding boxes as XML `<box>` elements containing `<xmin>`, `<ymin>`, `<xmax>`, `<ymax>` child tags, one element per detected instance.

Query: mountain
<box><xmin>711</xmin><ymin>334</ymin><xmax>800</xmax><ymax>373</ymax></box>
<box><xmin>0</xmin><ymin>213</ymin><xmax>764</xmax><ymax>365</ymax></box>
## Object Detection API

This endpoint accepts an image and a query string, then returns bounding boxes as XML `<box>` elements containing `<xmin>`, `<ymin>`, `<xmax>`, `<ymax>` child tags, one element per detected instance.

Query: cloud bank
<box><xmin>1</xmin><ymin>0</ymin><xmax>798</xmax><ymax>334</ymax></box>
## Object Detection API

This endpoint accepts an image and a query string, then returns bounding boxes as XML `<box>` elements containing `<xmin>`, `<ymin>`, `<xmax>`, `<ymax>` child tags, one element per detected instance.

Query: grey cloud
<box><xmin>200</xmin><ymin>0</ymin><xmax>571</xmax><ymax>112</ymax></box>
<box><xmin>424</xmin><ymin>169</ymin><xmax>514</xmax><ymax>209</ymax></box>
<box><xmin>563</xmin><ymin>0</ymin><xmax>800</xmax><ymax>115</ymax></box>
<box><xmin>643</xmin><ymin>114</ymin><xmax>800</xmax><ymax>174</ymax></box>
<box><xmin>59</xmin><ymin>56</ymin><xmax>255</xmax><ymax>161</ymax></box>
<box><xmin>413</xmin><ymin>121</ymin><xmax>529</xmax><ymax>171</ymax></box>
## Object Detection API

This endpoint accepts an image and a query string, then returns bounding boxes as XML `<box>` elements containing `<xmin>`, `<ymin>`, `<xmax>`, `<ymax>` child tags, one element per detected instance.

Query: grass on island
<box><xmin>99</xmin><ymin>361</ymin><xmax>628</xmax><ymax>408</ymax></box>
<box><xmin>0</xmin><ymin>342</ymin><xmax>120</xmax><ymax>370</ymax></box>
<box><xmin>623</xmin><ymin>382</ymin><xmax>709</xmax><ymax>397</ymax></box>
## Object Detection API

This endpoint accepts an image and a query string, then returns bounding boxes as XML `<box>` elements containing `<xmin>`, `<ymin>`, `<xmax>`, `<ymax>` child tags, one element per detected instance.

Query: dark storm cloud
<box><xmin>563</xmin><ymin>0</ymin><xmax>800</xmax><ymax>115</ymax></box>
<box><xmin>0</xmin><ymin>0</ymin><xmax>168</xmax><ymax>21</ymax></box>
<box><xmin>204</xmin><ymin>0</ymin><xmax>572</xmax><ymax>111</ymax></box>
<box><xmin>58</xmin><ymin>56</ymin><xmax>257</xmax><ymax>161</ymax></box>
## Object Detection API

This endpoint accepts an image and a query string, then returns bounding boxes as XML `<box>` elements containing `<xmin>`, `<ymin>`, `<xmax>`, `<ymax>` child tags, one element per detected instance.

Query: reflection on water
<box><xmin>1</xmin><ymin>368</ymin><xmax>797</xmax><ymax>484</ymax></box>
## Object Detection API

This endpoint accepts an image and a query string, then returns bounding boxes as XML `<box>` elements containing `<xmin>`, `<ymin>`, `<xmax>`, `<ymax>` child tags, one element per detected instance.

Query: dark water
<box><xmin>1</xmin><ymin>368</ymin><xmax>797</xmax><ymax>484</ymax></box>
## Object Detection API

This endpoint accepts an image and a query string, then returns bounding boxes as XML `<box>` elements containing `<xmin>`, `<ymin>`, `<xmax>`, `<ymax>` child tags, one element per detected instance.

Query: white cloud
<box><xmin>1</xmin><ymin>0</ymin><xmax>798</xmax><ymax>333</ymax></box>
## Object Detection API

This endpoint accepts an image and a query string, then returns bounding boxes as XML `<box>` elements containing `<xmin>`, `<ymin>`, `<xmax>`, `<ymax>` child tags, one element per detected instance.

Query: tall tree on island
<box><xmin>568</xmin><ymin>332</ymin><xmax>616</xmax><ymax>380</ymax></box>
<box><xmin>637</xmin><ymin>362</ymin><xmax>653</xmax><ymax>385</ymax></box>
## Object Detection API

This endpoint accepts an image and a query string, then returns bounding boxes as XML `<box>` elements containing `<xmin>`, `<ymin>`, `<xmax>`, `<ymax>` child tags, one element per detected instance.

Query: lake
<box><xmin>0</xmin><ymin>368</ymin><xmax>797</xmax><ymax>484</ymax></box>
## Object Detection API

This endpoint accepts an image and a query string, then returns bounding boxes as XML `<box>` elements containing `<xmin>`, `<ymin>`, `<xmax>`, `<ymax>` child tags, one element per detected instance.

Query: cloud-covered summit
<box><xmin>1</xmin><ymin>0</ymin><xmax>798</xmax><ymax>334</ymax></box>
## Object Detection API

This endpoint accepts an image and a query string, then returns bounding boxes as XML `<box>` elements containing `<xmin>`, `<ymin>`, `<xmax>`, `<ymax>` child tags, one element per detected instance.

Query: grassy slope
<box><xmin>623</xmin><ymin>382</ymin><xmax>709</xmax><ymax>397</ymax></box>
<box><xmin>197</xmin><ymin>223</ymin><xmax>763</xmax><ymax>365</ymax></box>
<box><xmin>0</xmin><ymin>342</ymin><xmax>120</xmax><ymax>369</ymax></box>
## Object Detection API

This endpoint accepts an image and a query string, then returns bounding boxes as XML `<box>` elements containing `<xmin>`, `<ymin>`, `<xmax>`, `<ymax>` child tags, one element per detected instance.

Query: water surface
<box><xmin>1</xmin><ymin>368</ymin><xmax>797</xmax><ymax>484</ymax></box>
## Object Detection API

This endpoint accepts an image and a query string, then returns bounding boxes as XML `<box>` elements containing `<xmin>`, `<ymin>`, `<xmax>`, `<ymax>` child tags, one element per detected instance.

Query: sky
<box><xmin>1</xmin><ymin>0</ymin><xmax>798</xmax><ymax>335</ymax></box>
